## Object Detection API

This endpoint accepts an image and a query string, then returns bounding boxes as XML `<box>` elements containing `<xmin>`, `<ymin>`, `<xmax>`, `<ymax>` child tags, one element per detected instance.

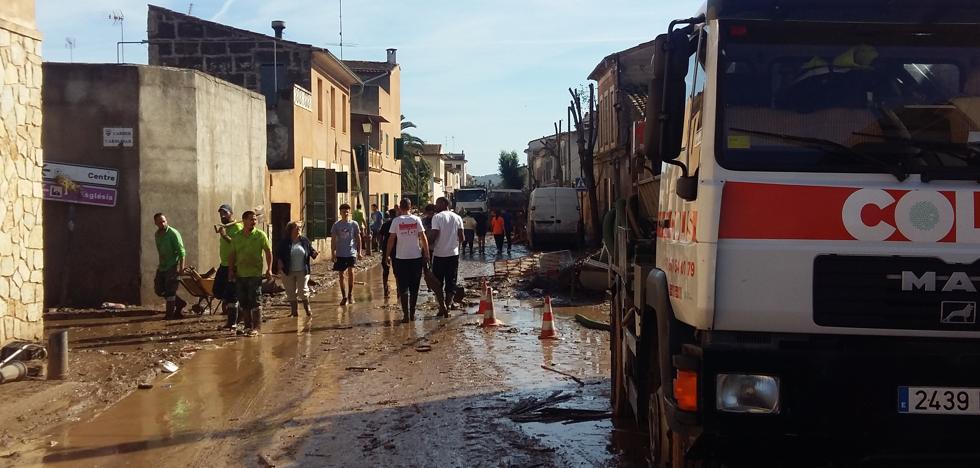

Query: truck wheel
<box><xmin>648</xmin><ymin>390</ymin><xmax>669</xmax><ymax>467</ymax></box>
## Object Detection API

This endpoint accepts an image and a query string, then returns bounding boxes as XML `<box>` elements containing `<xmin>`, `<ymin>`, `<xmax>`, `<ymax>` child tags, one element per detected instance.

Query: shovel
<box><xmin>422</xmin><ymin>265</ymin><xmax>447</xmax><ymax>316</ymax></box>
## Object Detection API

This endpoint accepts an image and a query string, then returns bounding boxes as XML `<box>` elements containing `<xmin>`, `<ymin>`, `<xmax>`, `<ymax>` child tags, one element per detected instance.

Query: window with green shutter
<box><xmin>302</xmin><ymin>167</ymin><xmax>334</xmax><ymax>239</ymax></box>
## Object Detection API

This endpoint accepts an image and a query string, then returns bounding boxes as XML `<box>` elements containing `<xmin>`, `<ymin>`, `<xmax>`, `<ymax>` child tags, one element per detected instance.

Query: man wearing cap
<box><xmin>214</xmin><ymin>204</ymin><xmax>243</xmax><ymax>330</ymax></box>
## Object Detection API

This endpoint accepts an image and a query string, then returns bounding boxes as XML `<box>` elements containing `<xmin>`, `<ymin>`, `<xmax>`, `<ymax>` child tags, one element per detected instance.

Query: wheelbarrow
<box><xmin>179</xmin><ymin>267</ymin><xmax>220</xmax><ymax>315</ymax></box>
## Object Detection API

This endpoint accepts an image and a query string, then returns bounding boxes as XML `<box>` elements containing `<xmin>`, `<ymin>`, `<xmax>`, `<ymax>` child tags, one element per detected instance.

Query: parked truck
<box><xmin>453</xmin><ymin>186</ymin><xmax>488</xmax><ymax>214</ymax></box>
<box><xmin>611</xmin><ymin>0</ymin><xmax>980</xmax><ymax>465</ymax></box>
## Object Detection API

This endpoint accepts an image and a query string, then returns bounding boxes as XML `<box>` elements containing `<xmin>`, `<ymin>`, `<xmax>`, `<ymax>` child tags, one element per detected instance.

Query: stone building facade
<box><xmin>0</xmin><ymin>0</ymin><xmax>44</xmax><ymax>345</ymax></box>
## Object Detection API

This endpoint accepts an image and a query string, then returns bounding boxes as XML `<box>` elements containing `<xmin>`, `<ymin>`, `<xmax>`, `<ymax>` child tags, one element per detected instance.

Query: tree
<box><xmin>398</xmin><ymin>115</ymin><xmax>433</xmax><ymax>207</ymax></box>
<box><xmin>570</xmin><ymin>84</ymin><xmax>600</xmax><ymax>246</ymax></box>
<box><xmin>498</xmin><ymin>150</ymin><xmax>524</xmax><ymax>189</ymax></box>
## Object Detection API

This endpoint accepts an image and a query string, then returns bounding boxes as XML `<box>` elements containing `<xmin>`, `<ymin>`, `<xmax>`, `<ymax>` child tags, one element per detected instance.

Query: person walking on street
<box><xmin>228</xmin><ymin>210</ymin><xmax>272</xmax><ymax>337</ymax></box>
<box><xmin>386</xmin><ymin>198</ymin><xmax>430</xmax><ymax>323</ymax></box>
<box><xmin>214</xmin><ymin>204</ymin><xmax>243</xmax><ymax>330</ymax></box>
<box><xmin>430</xmin><ymin>197</ymin><xmax>464</xmax><ymax>315</ymax></box>
<box><xmin>502</xmin><ymin>209</ymin><xmax>514</xmax><ymax>253</ymax></box>
<box><xmin>422</xmin><ymin>204</ymin><xmax>436</xmax><ymax>240</ymax></box>
<box><xmin>462</xmin><ymin>211</ymin><xmax>476</xmax><ymax>256</ymax></box>
<box><xmin>379</xmin><ymin>208</ymin><xmax>397</xmax><ymax>297</ymax></box>
<box><xmin>474</xmin><ymin>211</ymin><xmax>488</xmax><ymax>254</ymax></box>
<box><xmin>154</xmin><ymin>213</ymin><xmax>188</xmax><ymax>320</ymax></box>
<box><xmin>332</xmin><ymin>203</ymin><xmax>361</xmax><ymax>305</ymax></box>
<box><xmin>353</xmin><ymin>203</ymin><xmax>369</xmax><ymax>254</ymax></box>
<box><xmin>491</xmin><ymin>210</ymin><xmax>506</xmax><ymax>256</ymax></box>
<box><xmin>370</xmin><ymin>203</ymin><xmax>384</xmax><ymax>253</ymax></box>
<box><xmin>277</xmin><ymin>221</ymin><xmax>318</xmax><ymax>317</ymax></box>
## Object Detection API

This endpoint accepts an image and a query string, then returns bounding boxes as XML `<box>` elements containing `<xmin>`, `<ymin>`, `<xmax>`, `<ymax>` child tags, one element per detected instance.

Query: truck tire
<box><xmin>651</xmin><ymin>389</ymin><xmax>717</xmax><ymax>468</ymax></box>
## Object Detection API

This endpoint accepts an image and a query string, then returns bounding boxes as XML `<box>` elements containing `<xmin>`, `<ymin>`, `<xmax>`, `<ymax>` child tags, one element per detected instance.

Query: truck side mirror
<box><xmin>643</xmin><ymin>34</ymin><xmax>669</xmax><ymax>169</ymax></box>
<box><xmin>660</xmin><ymin>28</ymin><xmax>691</xmax><ymax>163</ymax></box>
<box><xmin>676</xmin><ymin>174</ymin><xmax>697</xmax><ymax>201</ymax></box>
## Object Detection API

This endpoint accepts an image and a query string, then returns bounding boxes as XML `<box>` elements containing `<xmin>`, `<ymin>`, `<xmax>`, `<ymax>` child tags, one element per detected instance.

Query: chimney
<box><xmin>271</xmin><ymin>20</ymin><xmax>285</xmax><ymax>39</ymax></box>
<box><xmin>386</xmin><ymin>48</ymin><xmax>397</xmax><ymax>65</ymax></box>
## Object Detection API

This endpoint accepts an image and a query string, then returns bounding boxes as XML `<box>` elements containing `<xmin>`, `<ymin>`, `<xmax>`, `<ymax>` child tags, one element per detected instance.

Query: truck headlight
<box><xmin>715</xmin><ymin>374</ymin><xmax>780</xmax><ymax>414</ymax></box>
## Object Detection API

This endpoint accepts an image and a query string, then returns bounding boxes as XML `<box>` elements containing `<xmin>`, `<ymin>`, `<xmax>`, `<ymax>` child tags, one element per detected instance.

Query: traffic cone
<box><xmin>538</xmin><ymin>296</ymin><xmax>559</xmax><ymax>339</ymax></box>
<box><xmin>480</xmin><ymin>287</ymin><xmax>502</xmax><ymax>327</ymax></box>
<box><xmin>477</xmin><ymin>280</ymin><xmax>490</xmax><ymax>315</ymax></box>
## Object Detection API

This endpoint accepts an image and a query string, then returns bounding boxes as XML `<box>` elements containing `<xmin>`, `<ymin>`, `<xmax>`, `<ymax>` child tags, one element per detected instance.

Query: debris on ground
<box><xmin>158</xmin><ymin>360</ymin><xmax>179</xmax><ymax>373</ymax></box>
<box><xmin>507</xmin><ymin>390</ymin><xmax>611</xmax><ymax>424</ymax></box>
<box><xmin>541</xmin><ymin>365</ymin><xmax>585</xmax><ymax>386</ymax></box>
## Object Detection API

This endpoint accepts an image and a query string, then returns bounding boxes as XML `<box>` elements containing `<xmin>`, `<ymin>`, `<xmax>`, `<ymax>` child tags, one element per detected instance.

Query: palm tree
<box><xmin>399</xmin><ymin>115</ymin><xmax>432</xmax><ymax>206</ymax></box>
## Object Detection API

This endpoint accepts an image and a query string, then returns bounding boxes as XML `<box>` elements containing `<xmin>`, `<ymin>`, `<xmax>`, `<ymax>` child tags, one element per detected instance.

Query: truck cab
<box><xmin>611</xmin><ymin>0</ymin><xmax>980</xmax><ymax>464</ymax></box>
<box><xmin>453</xmin><ymin>186</ymin><xmax>488</xmax><ymax>214</ymax></box>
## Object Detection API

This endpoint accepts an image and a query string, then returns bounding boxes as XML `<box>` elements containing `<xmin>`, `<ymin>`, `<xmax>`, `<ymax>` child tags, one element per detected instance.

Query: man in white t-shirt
<box><xmin>385</xmin><ymin>198</ymin><xmax>430</xmax><ymax>323</ymax></box>
<box><xmin>429</xmin><ymin>197</ymin><xmax>464</xmax><ymax>316</ymax></box>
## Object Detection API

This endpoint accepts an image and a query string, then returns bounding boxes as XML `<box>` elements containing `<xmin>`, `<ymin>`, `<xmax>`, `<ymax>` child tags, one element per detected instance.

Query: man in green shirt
<box><xmin>153</xmin><ymin>212</ymin><xmax>187</xmax><ymax>320</ymax></box>
<box><xmin>228</xmin><ymin>210</ymin><xmax>272</xmax><ymax>337</ymax></box>
<box><xmin>214</xmin><ymin>204</ymin><xmax>243</xmax><ymax>330</ymax></box>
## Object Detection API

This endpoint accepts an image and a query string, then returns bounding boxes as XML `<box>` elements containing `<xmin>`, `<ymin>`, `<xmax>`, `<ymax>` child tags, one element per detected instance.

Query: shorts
<box><xmin>236</xmin><ymin>276</ymin><xmax>263</xmax><ymax>310</ymax></box>
<box><xmin>332</xmin><ymin>256</ymin><xmax>356</xmax><ymax>271</ymax></box>
<box><xmin>212</xmin><ymin>265</ymin><xmax>237</xmax><ymax>303</ymax></box>
<box><xmin>154</xmin><ymin>267</ymin><xmax>179</xmax><ymax>298</ymax></box>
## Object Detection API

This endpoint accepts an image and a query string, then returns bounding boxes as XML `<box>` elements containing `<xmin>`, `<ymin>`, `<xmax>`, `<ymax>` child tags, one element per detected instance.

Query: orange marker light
<box><xmin>674</xmin><ymin>370</ymin><xmax>699</xmax><ymax>412</ymax></box>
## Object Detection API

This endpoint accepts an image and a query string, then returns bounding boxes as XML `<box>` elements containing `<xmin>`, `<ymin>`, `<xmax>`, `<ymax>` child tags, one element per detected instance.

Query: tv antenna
<box><xmin>109</xmin><ymin>10</ymin><xmax>125</xmax><ymax>62</ymax></box>
<box><xmin>339</xmin><ymin>0</ymin><xmax>344</xmax><ymax>59</ymax></box>
<box><xmin>65</xmin><ymin>37</ymin><xmax>76</xmax><ymax>62</ymax></box>
<box><xmin>187</xmin><ymin>3</ymin><xmax>193</xmax><ymax>15</ymax></box>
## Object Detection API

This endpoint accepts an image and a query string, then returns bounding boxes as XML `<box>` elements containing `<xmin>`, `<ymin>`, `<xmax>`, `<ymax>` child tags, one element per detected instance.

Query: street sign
<box><xmin>574</xmin><ymin>177</ymin><xmax>588</xmax><ymax>192</ymax></box>
<box><xmin>103</xmin><ymin>127</ymin><xmax>134</xmax><ymax>147</ymax></box>
<box><xmin>42</xmin><ymin>161</ymin><xmax>119</xmax><ymax>187</ymax></box>
<box><xmin>43</xmin><ymin>181</ymin><xmax>118</xmax><ymax>207</ymax></box>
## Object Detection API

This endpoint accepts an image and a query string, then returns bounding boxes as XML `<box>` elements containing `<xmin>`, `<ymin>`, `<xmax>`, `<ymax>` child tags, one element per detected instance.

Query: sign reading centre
<box><xmin>42</xmin><ymin>161</ymin><xmax>119</xmax><ymax>208</ymax></box>
<box><xmin>42</xmin><ymin>162</ymin><xmax>118</xmax><ymax>187</ymax></box>
<box><xmin>103</xmin><ymin>127</ymin><xmax>134</xmax><ymax>147</ymax></box>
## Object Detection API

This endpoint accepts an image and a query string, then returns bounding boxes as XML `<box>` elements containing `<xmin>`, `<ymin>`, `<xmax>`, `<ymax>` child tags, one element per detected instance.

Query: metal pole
<box><xmin>48</xmin><ymin>330</ymin><xmax>68</xmax><ymax>380</ymax></box>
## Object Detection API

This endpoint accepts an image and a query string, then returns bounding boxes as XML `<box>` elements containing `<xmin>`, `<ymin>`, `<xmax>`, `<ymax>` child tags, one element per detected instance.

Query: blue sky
<box><xmin>37</xmin><ymin>0</ymin><xmax>696</xmax><ymax>176</ymax></box>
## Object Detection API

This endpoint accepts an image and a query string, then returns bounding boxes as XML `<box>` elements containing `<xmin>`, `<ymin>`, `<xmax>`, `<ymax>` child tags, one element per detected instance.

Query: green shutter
<box><xmin>303</xmin><ymin>167</ymin><xmax>329</xmax><ymax>239</ymax></box>
<box><xmin>394</xmin><ymin>138</ymin><xmax>404</xmax><ymax>160</ymax></box>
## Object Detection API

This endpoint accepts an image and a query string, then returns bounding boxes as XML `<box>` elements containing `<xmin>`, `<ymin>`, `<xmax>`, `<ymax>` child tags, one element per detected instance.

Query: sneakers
<box><xmin>348</xmin><ymin>296</ymin><xmax>356</xmax><ymax>305</ymax></box>
<box><xmin>246</xmin><ymin>329</ymin><xmax>259</xmax><ymax>337</ymax></box>
<box><xmin>340</xmin><ymin>297</ymin><xmax>348</xmax><ymax>306</ymax></box>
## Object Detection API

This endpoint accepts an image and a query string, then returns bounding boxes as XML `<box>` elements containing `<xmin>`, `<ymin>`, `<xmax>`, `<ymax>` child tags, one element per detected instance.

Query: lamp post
<box><xmin>415</xmin><ymin>154</ymin><xmax>422</xmax><ymax>207</ymax></box>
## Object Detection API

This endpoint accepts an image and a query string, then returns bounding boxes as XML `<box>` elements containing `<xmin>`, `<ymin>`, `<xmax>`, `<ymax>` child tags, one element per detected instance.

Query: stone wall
<box><xmin>0</xmin><ymin>21</ymin><xmax>43</xmax><ymax>345</ymax></box>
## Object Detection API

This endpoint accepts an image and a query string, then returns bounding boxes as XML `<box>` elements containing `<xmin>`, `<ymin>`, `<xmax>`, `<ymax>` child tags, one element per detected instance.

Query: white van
<box><xmin>527</xmin><ymin>187</ymin><xmax>581</xmax><ymax>249</ymax></box>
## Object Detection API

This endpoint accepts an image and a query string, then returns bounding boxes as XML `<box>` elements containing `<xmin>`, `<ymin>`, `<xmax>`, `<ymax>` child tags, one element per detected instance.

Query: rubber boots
<box><xmin>173</xmin><ymin>296</ymin><xmax>187</xmax><ymax>318</ymax></box>
<box><xmin>302</xmin><ymin>300</ymin><xmax>311</xmax><ymax>317</ymax></box>
<box><xmin>289</xmin><ymin>301</ymin><xmax>299</xmax><ymax>317</ymax></box>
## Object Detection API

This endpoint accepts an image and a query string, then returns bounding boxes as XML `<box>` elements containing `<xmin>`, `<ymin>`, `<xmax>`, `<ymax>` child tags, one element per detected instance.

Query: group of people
<box><xmin>150</xmin><ymin>197</ymin><xmax>515</xmax><ymax>332</ymax></box>
<box><xmin>152</xmin><ymin>204</ymin><xmax>317</xmax><ymax>337</ymax></box>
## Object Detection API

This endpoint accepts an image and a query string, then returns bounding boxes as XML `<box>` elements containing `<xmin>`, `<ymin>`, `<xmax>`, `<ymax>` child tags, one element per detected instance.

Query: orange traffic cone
<box><xmin>477</xmin><ymin>280</ymin><xmax>490</xmax><ymax>315</ymax></box>
<box><xmin>480</xmin><ymin>286</ymin><xmax>502</xmax><ymax>327</ymax></box>
<box><xmin>538</xmin><ymin>296</ymin><xmax>559</xmax><ymax>339</ymax></box>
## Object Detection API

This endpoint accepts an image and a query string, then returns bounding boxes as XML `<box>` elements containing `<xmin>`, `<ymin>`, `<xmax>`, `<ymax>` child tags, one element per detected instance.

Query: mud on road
<box><xmin>4</xmin><ymin>252</ymin><xmax>645</xmax><ymax>467</ymax></box>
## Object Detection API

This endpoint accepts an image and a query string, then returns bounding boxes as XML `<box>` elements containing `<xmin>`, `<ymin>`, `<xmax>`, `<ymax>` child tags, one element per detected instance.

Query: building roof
<box><xmin>587</xmin><ymin>38</ymin><xmax>657</xmax><ymax>81</ymax></box>
<box><xmin>343</xmin><ymin>60</ymin><xmax>397</xmax><ymax>74</ymax></box>
<box><xmin>147</xmin><ymin>5</ymin><xmax>361</xmax><ymax>86</ymax></box>
<box><xmin>421</xmin><ymin>144</ymin><xmax>442</xmax><ymax>155</ymax></box>
<box><xmin>444</xmin><ymin>152</ymin><xmax>466</xmax><ymax>162</ymax></box>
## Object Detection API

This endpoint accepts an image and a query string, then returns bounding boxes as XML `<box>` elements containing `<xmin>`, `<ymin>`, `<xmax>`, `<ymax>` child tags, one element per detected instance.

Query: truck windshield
<box><xmin>455</xmin><ymin>190</ymin><xmax>486</xmax><ymax>202</ymax></box>
<box><xmin>718</xmin><ymin>22</ymin><xmax>980</xmax><ymax>177</ymax></box>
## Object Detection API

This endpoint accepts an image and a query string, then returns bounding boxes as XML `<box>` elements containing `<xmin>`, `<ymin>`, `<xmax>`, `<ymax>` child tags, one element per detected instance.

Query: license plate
<box><xmin>898</xmin><ymin>386</ymin><xmax>980</xmax><ymax>415</ymax></box>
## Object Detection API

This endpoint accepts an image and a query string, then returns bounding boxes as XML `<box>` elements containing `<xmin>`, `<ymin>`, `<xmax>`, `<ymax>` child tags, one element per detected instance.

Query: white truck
<box><xmin>453</xmin><ymin>186</ymin><xmax>488</xmax><ymax>214</ymax></box>
<box><xmin>611</xmin><ymin>0</ymin><xmax>980</xmax><ymax>465</ymax></box>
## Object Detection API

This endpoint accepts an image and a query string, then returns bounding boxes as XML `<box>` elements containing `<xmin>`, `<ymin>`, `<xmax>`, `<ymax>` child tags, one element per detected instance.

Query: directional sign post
<box><xmin>42</xmin><ymin>162</ymin><xmax>119</xmax><ymax>187</ymax></box>
<box><xmin>43</xmin><ymin>182</ymin><xmax>118</xmax><ymax>207</ymax></box>
<box><xmin>42</xmin><ymin>161</ymin><xmax>119</xmax><ymax>207</ymax></box>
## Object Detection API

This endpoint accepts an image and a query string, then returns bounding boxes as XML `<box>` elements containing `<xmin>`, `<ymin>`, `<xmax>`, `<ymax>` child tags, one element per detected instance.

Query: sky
<box><xmin>37</xmin><ymin>0</ymin><xmax>697</xmax><ymax>176</ymax></box>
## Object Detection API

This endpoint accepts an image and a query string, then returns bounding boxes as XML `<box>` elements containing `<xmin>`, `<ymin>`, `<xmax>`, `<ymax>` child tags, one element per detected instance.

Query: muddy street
<box><xmin>6</xmin><ymin>252</ymin><xmax>644</xmax><ymax>468</ymax></box>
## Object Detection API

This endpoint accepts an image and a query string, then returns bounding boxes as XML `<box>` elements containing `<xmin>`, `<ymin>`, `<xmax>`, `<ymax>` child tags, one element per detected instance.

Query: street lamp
<box><xmin>415</xmin><ymin>154</ymin><xmax>422</xmax><ymax>206</ymax></box>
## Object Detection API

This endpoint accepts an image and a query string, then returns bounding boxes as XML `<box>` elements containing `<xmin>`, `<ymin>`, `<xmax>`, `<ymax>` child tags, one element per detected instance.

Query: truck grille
<box><xmin>813</xmin><ymin>255</ymin><xmax>980</xmax><ymax>331</ymax></box>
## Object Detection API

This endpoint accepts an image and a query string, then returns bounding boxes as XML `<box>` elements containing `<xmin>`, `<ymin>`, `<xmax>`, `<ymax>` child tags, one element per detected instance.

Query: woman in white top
<box><xmin>384</xmin><ymin>198</ymin><xmax>430</xmax><ymax>323</ymax></box>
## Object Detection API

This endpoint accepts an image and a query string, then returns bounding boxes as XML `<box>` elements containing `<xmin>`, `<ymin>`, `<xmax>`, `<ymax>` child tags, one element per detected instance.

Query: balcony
<box><xmin>369</xmin><ymin>148</ymin><xmax>383</xmax><ymax>172</ymax></box>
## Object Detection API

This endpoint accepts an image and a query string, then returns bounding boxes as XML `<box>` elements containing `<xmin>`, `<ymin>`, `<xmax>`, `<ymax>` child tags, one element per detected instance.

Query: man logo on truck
<box><xmin>898</xmin><ymin>271</ymin><xmax>979</xmax><ymax>292</ymax></box>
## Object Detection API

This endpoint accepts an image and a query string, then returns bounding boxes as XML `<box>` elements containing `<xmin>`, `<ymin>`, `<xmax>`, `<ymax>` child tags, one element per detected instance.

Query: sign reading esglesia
<box><xmin>719</xmin><ymin>182</ymin><xmax>980</xmax><ymax>243</ymax></box>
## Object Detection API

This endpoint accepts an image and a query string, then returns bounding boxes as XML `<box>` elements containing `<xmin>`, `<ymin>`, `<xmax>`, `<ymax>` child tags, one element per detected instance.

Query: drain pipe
<box><xmin>0</xmin><ymin>361</ymin><xmax>27</xmax><ymax>384</ymax></box>
<box><xmin>48</xmin><ymin>331</ymin><xmax>68</xmax><ymax>380</ymax></box>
